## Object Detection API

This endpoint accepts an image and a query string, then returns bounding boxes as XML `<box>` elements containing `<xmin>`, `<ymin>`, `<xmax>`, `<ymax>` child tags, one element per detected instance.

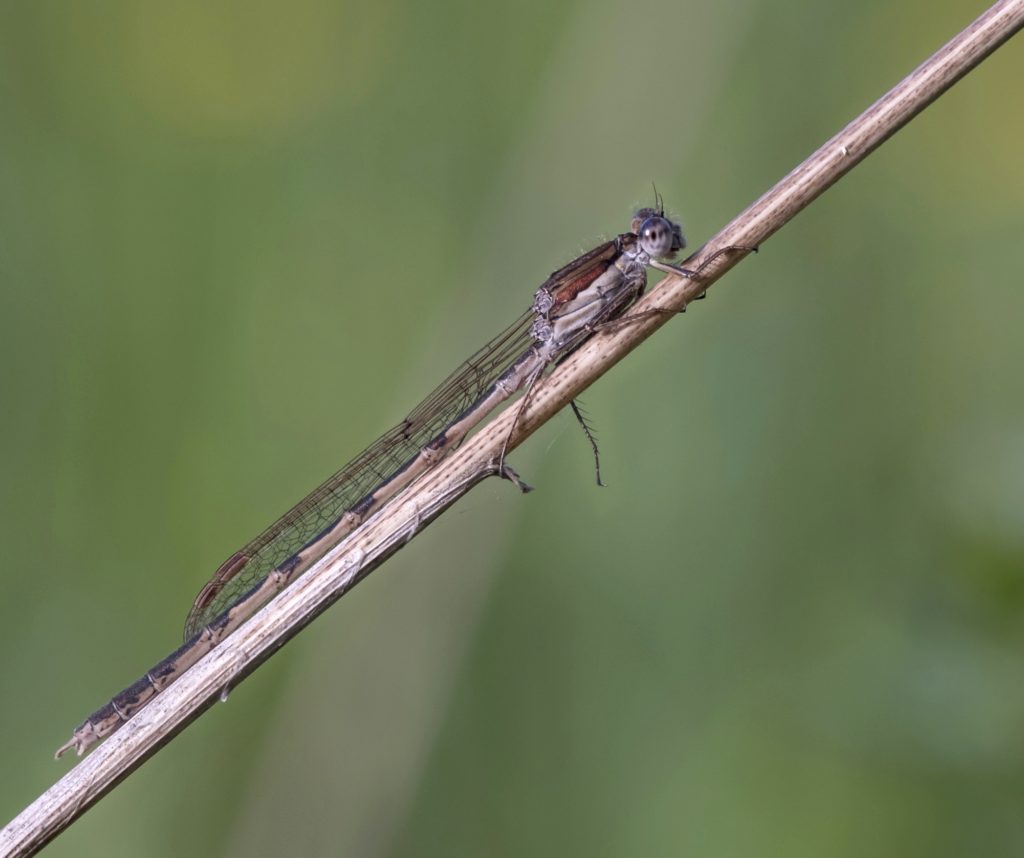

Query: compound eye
<box><xmin>639</xmin><ymin>216</ymin><xmax>674</xmax><ymax>257</ymax></box>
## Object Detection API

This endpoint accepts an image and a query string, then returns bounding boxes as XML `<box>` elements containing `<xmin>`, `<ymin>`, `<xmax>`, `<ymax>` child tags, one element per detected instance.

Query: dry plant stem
<box><xmin>3</xmin><ymin>2</ymin><xmax>1023</xmax><ymax>855</ymax></box>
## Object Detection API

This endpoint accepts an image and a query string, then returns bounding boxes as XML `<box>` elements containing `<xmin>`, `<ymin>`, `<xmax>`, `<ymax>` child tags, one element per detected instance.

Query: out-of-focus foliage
<box><xmin>1</xmin><ymin>1</ymin><xmax>1022</xmax><ymax>855</ymax></box>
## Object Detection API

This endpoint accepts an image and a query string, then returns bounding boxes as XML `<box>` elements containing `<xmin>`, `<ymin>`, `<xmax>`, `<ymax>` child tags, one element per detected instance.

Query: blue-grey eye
<box><xmin>638</xmin><ymin>216</ymin><xmax>675</xmax><ymax>258</ymax></box>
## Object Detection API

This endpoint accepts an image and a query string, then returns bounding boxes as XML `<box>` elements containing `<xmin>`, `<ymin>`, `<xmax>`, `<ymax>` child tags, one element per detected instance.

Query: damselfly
<box><xmin>56</xmin><ymin>205</ymin><xmax>691</xmax><ymax>758</ymax></box>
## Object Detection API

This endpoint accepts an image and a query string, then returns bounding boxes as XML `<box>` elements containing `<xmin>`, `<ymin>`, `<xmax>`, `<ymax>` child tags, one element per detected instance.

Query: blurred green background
<box><xmin>2</xmin><ymin>1</ymin><xmax>1023</xmax><ymax>855</ymax></box>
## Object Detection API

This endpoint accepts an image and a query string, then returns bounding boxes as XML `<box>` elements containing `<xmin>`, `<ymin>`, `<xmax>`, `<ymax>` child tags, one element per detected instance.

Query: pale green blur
<box><xmin>1</xmin><ymin>1</ymin><xmax>1022</xmax><ymax>855</ymax></box>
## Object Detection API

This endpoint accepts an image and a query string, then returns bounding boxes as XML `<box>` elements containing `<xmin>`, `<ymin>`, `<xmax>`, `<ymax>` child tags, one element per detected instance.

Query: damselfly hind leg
<box><xmin>497</xmin><ymin>462</ymin><xmax>533</xmax><ymax>493</ymax></box>
<box><xmin>569</xmin><ymin>400</ymin><xmax>604</xmax><ymax>487</ymax></box>
<box><xmin>497</xmin><ymin>362</ymin><xmax>546</xmax><ymax>476</ymax></box>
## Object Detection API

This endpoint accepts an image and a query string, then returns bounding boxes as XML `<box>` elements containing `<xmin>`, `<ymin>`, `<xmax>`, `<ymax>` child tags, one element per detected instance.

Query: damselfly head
<box><xmin>632</xmin><ymin>208</ymin><xmax>686</xmax><ymax>260</ymax></box>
